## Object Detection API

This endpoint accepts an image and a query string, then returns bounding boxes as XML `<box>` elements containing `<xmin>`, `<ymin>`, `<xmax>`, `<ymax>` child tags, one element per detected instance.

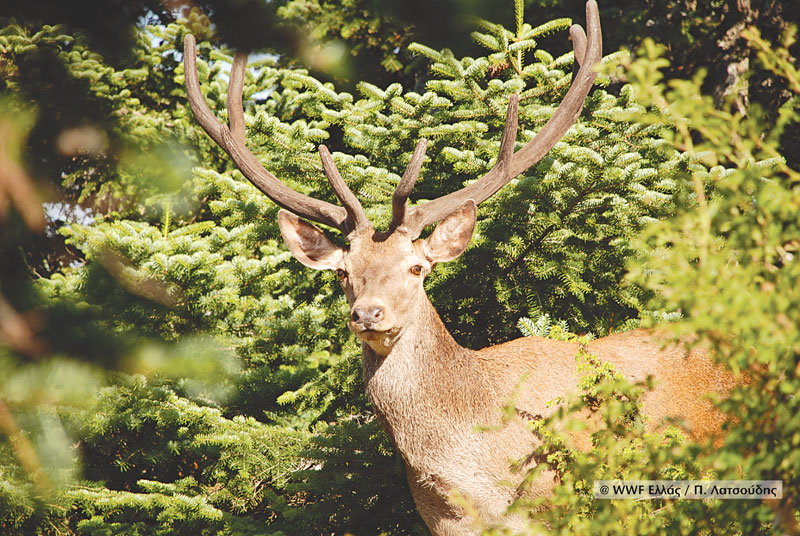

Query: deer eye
<box><xmin>410</xmin><ymin>265</ymin><xmax>424</xmax><ymax>276</ymax></box>
<box><xmin>336</xmin><ymin>269</ymin><xmax>347</xmax><ymax>280</ymax></box>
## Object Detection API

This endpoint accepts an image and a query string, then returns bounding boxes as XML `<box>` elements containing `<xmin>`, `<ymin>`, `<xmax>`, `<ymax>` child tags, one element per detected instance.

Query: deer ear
<box><xmin>278</xmin><ymin>210</ymin><xmax>344</xmax><ymax>270</ymax></box>
<box><xmin>422</xmin><ymin>200</ymin><xmax>477</xmax><ymax>263</ymax></box>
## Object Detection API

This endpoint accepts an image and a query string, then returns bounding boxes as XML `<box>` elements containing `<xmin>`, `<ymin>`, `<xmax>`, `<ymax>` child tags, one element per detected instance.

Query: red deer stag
<box><xmin>184</xmin><ymin>2</ymin><xmax>735</xmax><ymax>533</ymax></box>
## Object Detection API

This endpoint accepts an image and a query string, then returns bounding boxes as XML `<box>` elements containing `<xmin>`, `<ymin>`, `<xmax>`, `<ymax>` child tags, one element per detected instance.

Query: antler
<box><xmin>184</xmin><ymin>0</ymin><xmax>600</xmax><ymax>240</ymax></box>
<box><xmin>397</xmin><ymin>0</ymin><xmax>602</xmax><ymax>238</ymax></box>
<box><xmin>183</xmin><ymin>35</ymin><xmax>371</xmax><ymax>236</ymax></box>
<box><xmin>390</xmin><ymin>139</ymin><xmax>428</xmax><ymax>231</ymax></box>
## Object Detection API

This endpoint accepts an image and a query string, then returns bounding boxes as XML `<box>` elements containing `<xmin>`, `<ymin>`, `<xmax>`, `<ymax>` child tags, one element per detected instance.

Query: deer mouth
<box><xmin>351</xmin><ymin>323</ymin><xmax>401</xmax><ymax>341</ymax></box>
<box><xmin>350</xmin><ymin>315</ymin><xmax>392</xmax><ymax>334</ymax></box>
<box><xmin>351</xmin><ymin>322</ymin><xmax>389</xmax><ymax>335</ymax></box>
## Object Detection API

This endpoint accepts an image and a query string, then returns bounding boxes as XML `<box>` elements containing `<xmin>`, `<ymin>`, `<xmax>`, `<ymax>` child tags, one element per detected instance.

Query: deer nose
<box><xmin>351</xmin><ymin>306</ymin><xmax>385</xmax><ymax>326</ymax></box>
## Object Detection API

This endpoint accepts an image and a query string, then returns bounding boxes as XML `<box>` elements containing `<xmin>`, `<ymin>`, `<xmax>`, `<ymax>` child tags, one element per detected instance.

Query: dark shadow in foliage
<box><xmin>0</xmin><ymin>235</ymin><xmax>134</xmax><ymax>369</ymax></box>
<box><xmin>77</xmin><ymin>379</ymin><xmax>216</xmax><ymax>492</ymax></box>
<box><xmin>3</xmin><ymin>0</ymin><xmax>166</xmax><ymax>65</ymax></box>
<box><xmin>428</xmin><ymin>165</ymin><xmax>647</xmax><ymax>347</ymax></box>
<box><xmin>634</xmin><ymin>0</ymin><xmax>800</xmax><ymax>168</ymax></box>
<box><xmin>228</xmin><ymin>364</ymin><xmax>317</xmax><ymax>422</ymax></box>
<box><xmin>278</xmin><ymin>416</ymin><xmax>429</xmax><ymax>536</ymax></box>
<box><xmin>9</xmin><ymin>35</ymin><xmax>118</xmax><ymax>179</ymax></box>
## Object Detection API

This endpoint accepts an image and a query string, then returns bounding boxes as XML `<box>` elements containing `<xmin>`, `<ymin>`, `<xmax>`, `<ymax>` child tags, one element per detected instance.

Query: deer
<box><xmin>183</xmin><ymin>1</ymin><xmax>737</xmax><ymax>533</ymax></box>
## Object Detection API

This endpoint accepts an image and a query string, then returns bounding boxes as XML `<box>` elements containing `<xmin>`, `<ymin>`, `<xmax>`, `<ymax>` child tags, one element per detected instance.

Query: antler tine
<box><xmin>318</xmin><ymin>145</ymin><xmax>372</xmax><ymax>234</ymax></box>
<box><xmin>570</xmin><ymin>24</ymin><xmax>587</xmax><ymax>69</ymax></box>
<box><xmin>390</xmin><ymin>139</ymin><xmax>428</xmax><ymax>231</ymax></box>
<box><xmin>401</xmin><ymin>90</ymin><xmax>520</xmax><ymax>236</ymax></box>
<box><xmin>400</xmin><ymin>0</ymin><xmax>601</xmax><ymax>238</ymax></box>
<box><xmin>183</xmin><ymin>34</ymin><xmax>350</xmax><ymax>233</ymax></box>
<box><xmin>227</xmin><ymin>51</ymin><xmax>247</xmax><ymax>145</ymax></box>
<box><xmin>508</xmin><ymin>0</ymin><xmax>601</xmax><ymax>176</ymax></box>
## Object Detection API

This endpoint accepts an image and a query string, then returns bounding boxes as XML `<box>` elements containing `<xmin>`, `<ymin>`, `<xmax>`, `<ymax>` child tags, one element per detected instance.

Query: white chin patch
<box><xmin>358</xmin><ymin>328</ymin><xmax>402</xmax><ymax>355</ymax></box>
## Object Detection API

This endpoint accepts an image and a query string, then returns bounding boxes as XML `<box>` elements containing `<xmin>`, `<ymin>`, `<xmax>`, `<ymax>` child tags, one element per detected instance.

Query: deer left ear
<box><xmin>422</xmin><ymin>200</ymin><xmax>477</xmax><ymax>263</ymax></box>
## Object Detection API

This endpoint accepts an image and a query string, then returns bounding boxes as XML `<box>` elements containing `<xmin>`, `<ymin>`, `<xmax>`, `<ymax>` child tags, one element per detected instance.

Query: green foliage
<box><xmin>0</xmin><ymin>22</ymin><xmax>197</xmax><ymax>217</ymax></box>
<box><xmin>621</xmin><ymin>31</ymin><xmax>800</xmax><ymax>533</ymax></box>
<box><xmin>482</xmin><ymin>28</ymin><xmax>800</xmax><ymax>536</ymax></box>
<box><xmin>278</xmin><ymin>416</ymin><xmax>426</xmax><ymax>535</ymax></box>
<box><xmin>3</xmin><ymin>1</ymin><xmax>798</xmax><ymax>535</ymax></box>
<box><xmin>516</xmin><ymin>313</ymin><xmax>572</xmax><ymax>341</ymax></box>
<box><xmin>278</xmin><ymin>0</ymin><xmax>414</xmax><ymax>79</ymax></box>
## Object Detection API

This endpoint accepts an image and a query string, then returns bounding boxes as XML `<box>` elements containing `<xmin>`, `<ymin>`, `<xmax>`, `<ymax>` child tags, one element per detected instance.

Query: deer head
<box><xmin>183</xmin><ymin>1</ymin><xmax>602</xmax><ymax>357</ymax></box>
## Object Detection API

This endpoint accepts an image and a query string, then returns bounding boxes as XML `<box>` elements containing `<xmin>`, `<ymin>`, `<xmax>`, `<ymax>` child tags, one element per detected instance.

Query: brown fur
<box><xmin>361</xmin><ymin>298</ymin><xmax>735</xmax><ymax>534</ymax></box>
<box><xmin>278</xmin><ymin>211</ymin><xmax>737</xmax><ymax>536</ymax></box>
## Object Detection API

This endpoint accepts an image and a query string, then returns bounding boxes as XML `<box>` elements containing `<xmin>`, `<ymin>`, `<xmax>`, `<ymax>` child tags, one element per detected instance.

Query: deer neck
<box><xmin>360</xmin><ymin>295</ymin><xmax>475</xmax><ymax>460</ymax></box>
<box><xmin>361</xmin><ymin>293</ymin><xmax>463</xmax><ymax>380</ymax></box>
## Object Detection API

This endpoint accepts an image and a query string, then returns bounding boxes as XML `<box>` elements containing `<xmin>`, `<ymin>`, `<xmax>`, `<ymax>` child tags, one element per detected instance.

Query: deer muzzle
<box><xmin>350</xmin><ymin>304</ymin><xmax>386</xmax><ymax>331</ymax></box>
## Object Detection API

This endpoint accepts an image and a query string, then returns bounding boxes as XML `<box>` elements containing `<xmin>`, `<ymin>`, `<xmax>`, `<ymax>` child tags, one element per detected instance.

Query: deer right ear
<box><xmin>422</xmin><ymin>200</ymin><xmax>477</xmax><ymax>263</ymax></box>
<box><xmin>278</xmin><ymin>210</ymin><xmax>345</xmax><ymax>270</ymax></box>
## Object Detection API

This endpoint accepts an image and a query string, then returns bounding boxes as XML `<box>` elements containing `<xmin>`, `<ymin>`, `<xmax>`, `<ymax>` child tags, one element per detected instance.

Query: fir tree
<box><xmin>2</xmin><ymin>2</ymin><xmax>797</xmax><ymax>535</ymax></box>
